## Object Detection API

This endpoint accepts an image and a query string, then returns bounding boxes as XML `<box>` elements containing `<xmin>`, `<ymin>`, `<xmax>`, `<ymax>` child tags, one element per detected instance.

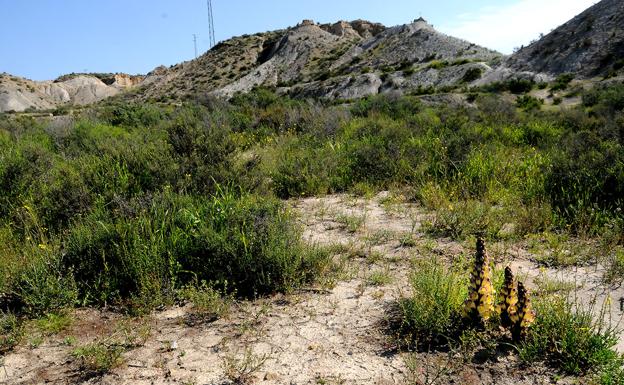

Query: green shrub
<box><xmin>520</xmin><ymin>295</ymin><xmax>621</xmax><ymax>375</ymax></box>
<box><xmin>269</xmin><ymin>136</ymin><xmax>338</xmax><ymax>198</ymax></box>
<box><xmin>105</xmin><ymin>103</ymin><xmax>163</xmax><ymax>127</ymax></box>
<box><xmin>397</xmin><ymin>258</ymin><xmax>467</xmax><ymax>346</ymax></box>
<box><xmin>546</xmin><ymin>133</ymin><xmax>624</xmax><ymax>231</ymax></box>
<box><xmin>551</xmin><ymin>73</ymin><xmax>574</xmax><ymax>91</ymax></box>
<box><xmin>351</xmin><ymin>94</ymin><xmax>421</xmax><ymax>118</ymax></box>
<box><xmin>427</xmin><ymin>60</ymin><xmax>449</xmax><ymax>70</ymax></box>
<box><xmin>516</xmin><ymin>95</ymin><xmax>543</xmax><ymax>111</ymax></box>
<box><xmin>63</xmin><ymin>188</ymin><xmax>330</xmax><ymax>305</ymax></box>
<box><xmin>480</xmin><ymin>79</ymin><xmax>534</xmax><ymax>94</ymax></box>
<box><xmin>462</xmin><ymin>67</ymin><xmax>483</xmax><ymax>83</ymax></box>
<box><xmin>582</xmin><ymin>83</ymin><xmax>624</xmax><ymax>115</ymax></box>
<box><xmin>7</xmin><ymin>240</ymin><xmax>79</xmax><ymax>316</ymax></box>
<box><xmin>0</xmin><ymin>311</ymin><xmax>23</xmax><ymax>353</ymax></box>
<box><xmin>72</xmin><ymin>342</ymin><xmax>125</xmax><ymax>374</ymax></box>
<box><xmin>507</xmin><ymin>78</ymin><xmax>535</xmax><ymax>94</ymax></box>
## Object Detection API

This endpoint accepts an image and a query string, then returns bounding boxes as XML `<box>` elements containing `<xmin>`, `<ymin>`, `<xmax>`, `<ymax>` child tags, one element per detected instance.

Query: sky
<box><xmin>0</xmin><ymin>0</ymin><xmax>598</xmax><ymax>81</ymax></box>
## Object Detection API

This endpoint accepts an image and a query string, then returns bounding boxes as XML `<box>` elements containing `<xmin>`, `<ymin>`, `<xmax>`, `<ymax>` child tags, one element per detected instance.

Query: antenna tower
<box><xmin>193</xmin><ymin>34</ymin><xmax>198</xmax><ymax>58</ymax></box>
<box><xmin>207</xmin><ymin>0</ymin><xmax>216</xmax><ymax>48</ymax></box>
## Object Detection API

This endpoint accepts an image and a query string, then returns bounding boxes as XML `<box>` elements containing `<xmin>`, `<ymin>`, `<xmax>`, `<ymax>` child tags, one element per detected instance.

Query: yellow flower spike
<box><xmin>512</xmin><ymin>281</ymin><xmax>535</xmax><ymax>341</ymax></box>
<box><xmin>463</xmin><ymin>238</ymin><xmax>495</xmax><ymax>328</ymax></box>
<box><xmin>498</xmin><ymin>266</ymin><xmax>519</xmax><ymax>329</ymax></box>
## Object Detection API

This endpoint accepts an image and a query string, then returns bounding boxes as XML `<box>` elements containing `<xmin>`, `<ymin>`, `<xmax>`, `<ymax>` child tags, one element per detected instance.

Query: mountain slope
<box><xmin>0</xmin><ymin>73</ymin><xmax>143</xmax><ymax>113</ymax></box>
<box><xmin>140</xmin><ymin>20</ymin><xmax>385</xmax><ymax>101</ymax></box>
<box><xmin>289</xmin><ymin>18</ymin><xmax>501</xmax><ymax>99</ymax></box>
<box><xmin>137</xmin><ymin>18</ymin><xmax>501</xmax><ymax>102</ymax></box>
<box><xmin>508</xmin><ymin>0</ymin><xmax>624</xmax><ymax>77</ymax></box>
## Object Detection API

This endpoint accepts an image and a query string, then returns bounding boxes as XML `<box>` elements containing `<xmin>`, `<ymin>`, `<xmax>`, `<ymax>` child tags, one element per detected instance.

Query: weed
<box><xmin>366</xmin><ymin>268</ymin><xmax>392</xmax><ymax>286</ymax></box>
<box><xmin>363</xmin><ymin>250</ymin><xmax>383</xmax><ymax>265</ymax></box>
<box><xmin>405</xmin><ymin>351</ymin><xmax>458</xmax><ymax>385</ymax></box>
<box><xmin>222</xmin><ymin>347</ymin><xmax>270</xmax><ymax>384</ymax></box>
<box><xmin>423</xmin><ymin>200</ymin><xmax>504</xmax><ymax>240</ymax></box>
<box><xmin>335</xmin><ymin>213</ymin><xmax>366</xmax><ymax>233</ymax></box>
<box><xmin>28</xmin><ymin>335</ymin><xmax>43</xmax><ymax>348</ymax></box>
<box><xmin>179</xmin><ymin>280</ymin><xmax>234</xmax><ymax>323</ymax></box>
<box><xmin>62</xmin><ymin>335</ymin><xmax>77</xmax><ymax>346</ymax></box>
<box><xmin>529</xmin><ymin>233</ymin><xmax>593</xmax><ymax>267</ymax></box>
<box><xmin>364</xmin><ymin>229</ymin><xmax>394</xmax><ymax>246</ymax></box>
<box><xmin>520</xmin><ymin>295</ymin><xmax>621</xmax><ymax>375</ymax></box>
<box><xmin>399</xmin><ymin>233</ymin><xmax>418</xmax><ymax>247</ymax></box>
<box><xmin>604</xmin><ymin>249</ymin><xmax>624</xmax><ymax>285</ymax></box>
<box><xmin>71</xmin><ymin>341</ymin><xmax>125</xmax><ymax>375</ymax></box>
<box><xmin>34</xmin><ymin>311</ymin><xmax>72</xmax><ymax>335</ymax></box>
<box><xmin>533</xmin><ymin>274</ymin><xmax>577</xmax><ymax>295</ymax></box>
<box><xmin>0</xmin><ymin>312</ymin><xmax>22</xmax><ymax>353</ymax></box>
<box><xmin>397</xmin><ymin>257</ymin><xmax>467</xmax><ymax>347</ymax></box>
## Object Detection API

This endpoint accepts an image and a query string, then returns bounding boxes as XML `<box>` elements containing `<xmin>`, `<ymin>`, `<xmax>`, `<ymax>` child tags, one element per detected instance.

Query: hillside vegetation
<box><xmin>1</xmin><ymin>83</ymin><xmax>623</xmax><ymax>309</ymax></box>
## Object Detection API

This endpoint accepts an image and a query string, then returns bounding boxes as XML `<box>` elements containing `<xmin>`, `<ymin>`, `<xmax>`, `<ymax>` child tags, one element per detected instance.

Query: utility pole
<box><xmin>207</xmin><ymin>0</ymin><xmax>216</xmax><ymax>48</ymax></box>
<box><xmin>193</xmin><ymin>34</ymin><xmax>198</xmax><ymax>58</ymax></box>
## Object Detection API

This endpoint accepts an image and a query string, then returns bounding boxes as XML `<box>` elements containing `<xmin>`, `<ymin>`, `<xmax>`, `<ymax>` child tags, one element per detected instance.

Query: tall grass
<box><xmin>520</xmin><ymin>295</ymin><xmax>622</xmax><ymax>377</ymax></box>
<box><xmin>397</xmin><ymin>258</ymin><xmax>467</xmax><ymax>346</ymax></box>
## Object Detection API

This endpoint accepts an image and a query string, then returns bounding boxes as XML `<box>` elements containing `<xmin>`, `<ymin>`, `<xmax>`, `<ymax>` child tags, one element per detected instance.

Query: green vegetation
<box><xmin>0</xmin><ymin>82</ymin><xmax>623</xmax><ymax>361</ymax></box>
<box><xmin>427</xmin><ymin>60</ymin><xmax>449</xmax><ymax>70</ymax></box>
<box><xmin>179</xmin><ymin>280</ymin><xmax>234</xmax><ymax>322</ymax></box>
<box><xmin>551</xmin><ymin>73</ymin><xmax>575</xmax><ymax>91</ymax></box>
<box><xmin>0</xmin><ymin>311</ymin><xmax>22</xmax><ymax>353</ymax></box>
<box><xmin>397</xmin><ymin>258</ymin><xmax>466</xmax><ymax>346</ymax></box>
<box><xmin>462</xmin><ymin>67</ymin><xmax>483</xmax><ymax>83</ymax></box>
<box><xmin>520</xmin><ymin>295</ymin><xmax>622</xmax><ymax>377</ymax></box>
<box><xmin>516</xmin><ymin>95</ymin><xmax>543</xmax><ymax>111</ymax></box>
<box><xmin>71</xmin><ymin>341</ymin><xmax>125</xmax><ymax>375</ymax></box>
<box><xmin>477</xmin><ymin>78</ymin><xmax>535</xmax><ymax>94</ymax></box>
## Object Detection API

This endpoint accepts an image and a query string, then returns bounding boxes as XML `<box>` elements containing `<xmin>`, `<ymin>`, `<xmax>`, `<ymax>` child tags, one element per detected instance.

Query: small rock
<box><xmin>264</xmin><ymin>372</ymin><xmax>281</xmax><ymax>381</ymax></box>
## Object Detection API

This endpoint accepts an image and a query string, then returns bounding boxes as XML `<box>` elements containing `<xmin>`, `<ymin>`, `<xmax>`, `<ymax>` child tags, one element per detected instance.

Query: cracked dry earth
<box><xmin>1</xmin><ymin>193</ymin><xmax>623</xmax><ymax>385</ymax></box>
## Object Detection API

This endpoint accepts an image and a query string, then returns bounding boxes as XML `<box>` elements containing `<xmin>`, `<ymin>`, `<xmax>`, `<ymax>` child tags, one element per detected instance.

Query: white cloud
<box><xmin>439</xmin><ymin>0</ymin><xmax>599</xmax><ymax>54</ymax></box>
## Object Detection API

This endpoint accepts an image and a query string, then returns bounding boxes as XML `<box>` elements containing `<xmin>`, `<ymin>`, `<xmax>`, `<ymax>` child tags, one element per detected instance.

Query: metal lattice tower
<box><xmin>207</xmin><ymin>0</ymin><xmax>216</xmax><ymax>48</ymax></box>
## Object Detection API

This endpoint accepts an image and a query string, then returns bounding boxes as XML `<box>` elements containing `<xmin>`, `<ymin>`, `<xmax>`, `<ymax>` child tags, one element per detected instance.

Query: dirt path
<box><xmin>1</xmin><ymin>193</ymin><xmax>622</xmax><ymax>384</ymax></box>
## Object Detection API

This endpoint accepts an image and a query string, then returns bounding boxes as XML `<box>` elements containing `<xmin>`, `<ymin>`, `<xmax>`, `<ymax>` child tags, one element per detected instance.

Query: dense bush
<box><xmin>583</xmin><ymin>82</ymin><xmax>624</xmax><ymax>115</ymax></box>
<box><xmin>63</xmin><ymin>188</ymin><xmax>330</xmax><ymax>304</ymax></box>
<box><xmin>551</xmin><ymin>73</ymin><xmax>575</xmax><ymax>91</ymax></box>
<box><xmin>546</xmin><ymin>132</ymin><xmax>624</xmax><ymax>231</ymax></box>
<box><xmin>462</xmin><ymin>67</ymin><xmax>483</xmax><ymax>83</ymax></box>
<box><xmin>516</xmin><ymin>95</ymin><xmax>543</xmax><ymax>111</ymax></box>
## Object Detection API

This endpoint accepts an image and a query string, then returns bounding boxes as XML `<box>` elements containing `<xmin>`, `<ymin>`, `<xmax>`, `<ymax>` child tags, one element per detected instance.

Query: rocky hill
<box><xmin>507</xmin><ymin>0</ymin><xmax>624</xmax><ymax>77</ymax></box>
<box><xmin>138</xmin><ymin>18</ymin><xmax>503</xmax><ymax>102</ymax></box>
<box><xmin>0</xmin><ymin>73</ymin><xmax>143</xmax><ymax>113</ymax></box>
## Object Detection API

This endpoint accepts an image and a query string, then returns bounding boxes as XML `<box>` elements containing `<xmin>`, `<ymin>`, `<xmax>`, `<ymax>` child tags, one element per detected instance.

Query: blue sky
<box><xmin>0</xmin><ymin>0</ymin><xmax>597</xmax><ymax>80</ymax></box>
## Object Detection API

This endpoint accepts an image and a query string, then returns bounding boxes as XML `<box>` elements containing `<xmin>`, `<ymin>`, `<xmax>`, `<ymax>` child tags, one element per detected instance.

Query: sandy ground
<box><xmin>1</xmin><ymin>192</ymin><xmax>622</xmax><ymax>384</ymax></box>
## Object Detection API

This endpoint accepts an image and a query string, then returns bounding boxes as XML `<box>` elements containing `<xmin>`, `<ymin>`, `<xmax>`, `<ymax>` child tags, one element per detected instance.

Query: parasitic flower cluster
<box><xmin>464</xmin><ymin>238</ymin><xmax>535</xmax><ymax>341</ymax></box>
<box><xmin>463</xmin><ymin>238</ymin><xmax>495</xmax><ymax>326</ymax></box>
